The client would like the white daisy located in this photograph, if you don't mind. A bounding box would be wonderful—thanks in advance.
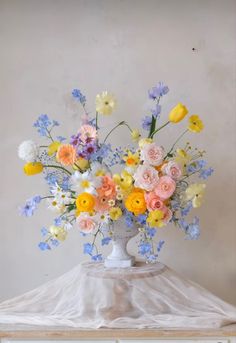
[47,198,65,214]
[50,183,72,205]
[70,170,101,195]
[90,162,111,177]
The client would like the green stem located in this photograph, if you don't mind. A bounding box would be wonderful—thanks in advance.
[150,121,170,138]
[95,112,98,130]
[103,121,126,143]
[148,96,161,138]
[43,164,72,175]
[164,129,188,159]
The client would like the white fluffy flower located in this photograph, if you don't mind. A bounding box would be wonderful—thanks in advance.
[90,162,111,177]
[18,140,39,162]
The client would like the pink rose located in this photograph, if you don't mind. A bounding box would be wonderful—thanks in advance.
[161,161,182,180]
[162,206,173,224]
[144,192,164,211]
[141,142,164,166]
[134,165,159,191]
[76,214,97,233]
[154,175,176,200]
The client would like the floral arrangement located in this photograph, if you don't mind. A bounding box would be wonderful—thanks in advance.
[18,83,213,262]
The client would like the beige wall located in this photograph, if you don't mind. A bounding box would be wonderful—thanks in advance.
[0,0,236,305]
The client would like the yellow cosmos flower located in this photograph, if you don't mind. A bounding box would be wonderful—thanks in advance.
[131,129,141,142]
[113,170,133,193]
[125,189,147,215]
[138,138,153,148]
[188,115,204,133]
[147,210,164,228]
[73,157,89,171]
[123,151,140,167]
[95,91,116,115]
[48,141,61,156]
[109,207,122,221]
[76,192,95,213]
[24,162,43,176]
[169,103,188,123]
[49,225,67,241]
[185,183,206,208]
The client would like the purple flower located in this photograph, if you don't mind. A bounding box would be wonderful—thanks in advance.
[83,142,97,157]
[148,82,169,99]
[181,201,192,216]
[142,116,152,130]
[199,167,214,180]
[70,133,81,147]
[19,195,42,217]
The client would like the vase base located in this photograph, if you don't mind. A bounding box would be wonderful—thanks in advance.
[104,256,135,268]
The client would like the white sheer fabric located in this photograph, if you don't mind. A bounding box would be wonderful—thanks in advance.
[0,262,235,329]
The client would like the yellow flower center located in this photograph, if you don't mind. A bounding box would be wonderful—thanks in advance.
[81,180,90,188]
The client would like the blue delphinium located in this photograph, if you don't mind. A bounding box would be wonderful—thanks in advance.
[178,217,200,240]
[148,82,169,100]
[187,160,207,173]
[92,254,103,261]
[157,240,165,252]
[181,201,192,217]
[136,214,147,225]
[19,195,41,217]
[139,242,152,255]
[146,227,156,238]
[72,89,86,105]
[38,242,51,251]
[101,237,111,246]
[124,210,134,228]
[142,116,152,130]
[150,104,162,119]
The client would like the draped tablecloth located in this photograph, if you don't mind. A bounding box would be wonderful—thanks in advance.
[0,262,235,329]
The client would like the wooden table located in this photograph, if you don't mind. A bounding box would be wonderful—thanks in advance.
[0,326,236,342]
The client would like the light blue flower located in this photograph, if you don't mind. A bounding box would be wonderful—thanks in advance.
[72,89,86,105]
[19,195,41,217]
[157,240,165,252]
[101,237,111,246]
[142,116,152,130]
[146,254,157,263]
[199,167,214,180]
[148,82,169,99]
[56,136,66,142]
[50,239,59,247]
[38,242,51,251]
[181,201,192,216]
[83,243,94,255]
[150,104,161,119]
[41,227,48,237]
[186,217,200,240]
[124,211,134,228]
[139,242,152,255]
[146,227,156,238]
[92,254,103,261]
[136,214,147,225]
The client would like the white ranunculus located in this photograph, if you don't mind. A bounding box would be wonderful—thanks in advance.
[18,140,39,162]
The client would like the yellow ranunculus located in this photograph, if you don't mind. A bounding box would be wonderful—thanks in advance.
[48,141,61,156]
[73,157,89,171]
[185,183,206,208]
[109,207,122,221]
[95,91,116,115]
[125,189,146,216]
[49,225,67,241]
[169,103,188,123]
[147,210,164,228]
[24,162,43,176]
[76,192,95,213]
[131,129,141,142]
[113,170,133,193]
[138,138,153,148]
[188,115,204,133]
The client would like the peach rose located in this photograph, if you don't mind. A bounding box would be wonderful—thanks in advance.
[144,192,164,211]
[162,206,173,224]
[141,142,164,166]
[154,176,176,200]
[94,192,112,212]
[161,161,182,180]
[76,214,97,233]
[97,175,116,198]
[134,165,159,191]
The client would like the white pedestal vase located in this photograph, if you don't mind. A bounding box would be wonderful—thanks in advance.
[104,217,139,268]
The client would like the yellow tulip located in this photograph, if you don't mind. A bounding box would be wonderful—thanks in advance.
[169,103,188,123]
[48,141,61,156]
[24,162,43,176]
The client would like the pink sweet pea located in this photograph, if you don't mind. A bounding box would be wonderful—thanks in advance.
[144,191,164,211]
[162,206,173,224]
[141,142,164,166]
[154,175,176,200]
[134,165,159,191]
[161,161,182,180]
[78,125,97,143]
